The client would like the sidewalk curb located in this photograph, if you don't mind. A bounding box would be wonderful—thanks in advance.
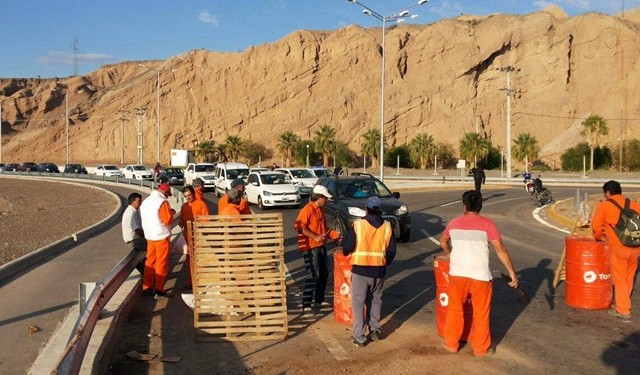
[547,198,578,229]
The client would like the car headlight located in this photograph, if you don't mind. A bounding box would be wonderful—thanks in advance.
[395,205,408,216]
[263,191,272,197]
[347,206,366,218]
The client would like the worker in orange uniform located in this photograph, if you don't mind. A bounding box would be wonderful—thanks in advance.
[341,196,396,347]
[140,183,176,298]
[294,185,341,312]
[179,185,210,291]
[439,190,518,357]
[192,178,207,201]
[220,189,244,216]
[591,180,640,320]
[217,178,251,214]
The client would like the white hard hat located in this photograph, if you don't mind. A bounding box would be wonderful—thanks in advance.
[312,185,332,199]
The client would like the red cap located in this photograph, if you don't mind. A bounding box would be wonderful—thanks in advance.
[158,183,172,196]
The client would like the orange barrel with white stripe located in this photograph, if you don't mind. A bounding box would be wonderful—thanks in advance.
[565,236,611,309]
[333,249,354,325]
[434,254,472,340]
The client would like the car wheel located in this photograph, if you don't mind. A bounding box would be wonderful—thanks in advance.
[399,229,411,243]
[258,196,265,210]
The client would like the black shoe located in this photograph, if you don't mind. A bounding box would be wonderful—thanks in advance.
[180,284,193,292]
[154,290,170,299]
[350,337,365,348]
[370,330,381,341]
[142,289,155,297]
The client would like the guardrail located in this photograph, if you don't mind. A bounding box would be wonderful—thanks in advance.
[383,174,640,186]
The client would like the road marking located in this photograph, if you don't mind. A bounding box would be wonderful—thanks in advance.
[314,326,350,361]
[420,229,440,245]
[532,207,569,234]
[440,200,461,207]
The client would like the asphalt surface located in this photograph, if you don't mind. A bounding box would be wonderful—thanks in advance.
[109,186,640,374]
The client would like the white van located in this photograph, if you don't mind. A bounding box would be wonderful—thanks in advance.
[214,162,250,197]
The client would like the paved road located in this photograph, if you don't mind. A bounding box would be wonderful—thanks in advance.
[110,186,640,374]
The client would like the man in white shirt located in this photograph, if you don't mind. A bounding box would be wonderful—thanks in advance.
[121,193,146,274]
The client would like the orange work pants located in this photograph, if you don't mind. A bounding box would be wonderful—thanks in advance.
[443,276,493,356]
[610,244,640,315]
[143,237,171,292]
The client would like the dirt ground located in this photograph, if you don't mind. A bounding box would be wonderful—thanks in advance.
[0,177,117,265]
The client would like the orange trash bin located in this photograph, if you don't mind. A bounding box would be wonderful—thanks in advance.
[565,236,612,309]
[333,249,353,325]
[433,254,472,340]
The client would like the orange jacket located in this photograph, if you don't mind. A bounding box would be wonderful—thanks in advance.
[217,194,251,215]
[592,194,640,247]
[180,199,210,244]
[294,201,339,252]
[350,219,392,266]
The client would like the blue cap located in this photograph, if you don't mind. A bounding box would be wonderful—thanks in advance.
[230,178,247,188]
[366,196,382,209]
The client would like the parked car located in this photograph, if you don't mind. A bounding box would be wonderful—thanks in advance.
[311,165,333,178]
[1,163,20,171]
[36,162,60,173]
[0,163,8,171]
[214,162,250,197]
[63,163,88,174]
[123,164,154,180]
[183,163,216,190]
[95,164,123,177]
[275,167,318,196]
[315,172,411,242]
[250,167,269,173]
[245,171,301,209]
[159,167,185,185]
[17,162,38,172]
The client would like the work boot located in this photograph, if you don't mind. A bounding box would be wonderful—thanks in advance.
[350,337,365,348]
[142,289,155,297]
[369,330,381,341]
[608,308,631,321]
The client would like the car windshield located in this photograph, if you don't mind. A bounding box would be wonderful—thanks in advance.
[195,165,215,172]
[104,165,119,170]
[290,169,315,179]
[132,165,146,171]
[260,174,289,185]
[338,180,393,199]
[165,168,182,173]
[313,169,329,177]
[228,169,250,179]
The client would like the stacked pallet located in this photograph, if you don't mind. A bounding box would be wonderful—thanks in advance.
[188,213,288,342]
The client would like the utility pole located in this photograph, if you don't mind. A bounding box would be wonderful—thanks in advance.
[118,110,130,165]
[134,107,146,165]
[0,103,2,164]
[497,66,520,179]
[71,38,79,77]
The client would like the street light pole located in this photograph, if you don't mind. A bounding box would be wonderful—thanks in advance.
[0,103,2,164]
[306,144,310,168]
[65,92,69,165]
[139,64,176,164]
[347,0,428,182]
[497,66,519,179]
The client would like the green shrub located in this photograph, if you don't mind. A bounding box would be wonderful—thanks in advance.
[561,143,612,171]
[384,145,414,168]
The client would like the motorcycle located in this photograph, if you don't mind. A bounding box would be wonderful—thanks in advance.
[524,175,553,207]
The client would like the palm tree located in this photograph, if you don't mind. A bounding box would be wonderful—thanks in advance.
[459,132,489,166]
[214,143,228,162]
[225,135,243,162]
[195,140,215,163]
[313,125,337,166]
[409,133,435,170]
[513,133,540,171]
[277,131,300,167]
[581,115,609,172]
[361,128,381,167]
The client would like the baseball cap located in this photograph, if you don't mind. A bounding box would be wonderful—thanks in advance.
[366,196,382,209]
[158,183,172,196]
[230,178,247,188]
[312,185,332,199]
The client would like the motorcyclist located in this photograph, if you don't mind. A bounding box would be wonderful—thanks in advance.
[523,171,532,183]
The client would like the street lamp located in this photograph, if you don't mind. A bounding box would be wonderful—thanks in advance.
[347,0,428,182]
[306,144,310,168]
[139,64,177,164]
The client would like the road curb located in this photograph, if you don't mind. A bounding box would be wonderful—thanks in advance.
[547,198,578,229]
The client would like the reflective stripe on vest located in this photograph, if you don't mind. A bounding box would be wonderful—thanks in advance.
[350,219,392,266]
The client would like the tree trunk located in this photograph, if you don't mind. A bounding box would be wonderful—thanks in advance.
[590,147,594,172]
[323,153,329,167]
[420,156,426,170]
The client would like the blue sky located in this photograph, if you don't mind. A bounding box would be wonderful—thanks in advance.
[0,0,636,78]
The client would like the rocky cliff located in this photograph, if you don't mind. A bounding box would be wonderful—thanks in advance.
[1,6,639,167]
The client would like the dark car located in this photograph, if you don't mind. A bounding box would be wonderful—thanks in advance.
[1,163,20,171]
[159,167,185,185]
[315,173,411,242]
[36,162,60,173]
[63,163,88,174]
[17,162,38,172]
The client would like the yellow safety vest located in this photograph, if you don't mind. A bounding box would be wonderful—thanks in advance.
[351,219,392,266]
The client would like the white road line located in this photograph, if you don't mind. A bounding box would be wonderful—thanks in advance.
[314,327,350,361]
[421,228,441,245]
[440,200,461,207]
[532,206,570,234]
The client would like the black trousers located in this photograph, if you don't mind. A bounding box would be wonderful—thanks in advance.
[302,246,329,308]
[474,179,482,193]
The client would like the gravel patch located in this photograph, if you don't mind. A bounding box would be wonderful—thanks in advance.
[0,178,118,266]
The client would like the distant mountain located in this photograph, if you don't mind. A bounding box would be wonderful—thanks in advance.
[1,6,639,167]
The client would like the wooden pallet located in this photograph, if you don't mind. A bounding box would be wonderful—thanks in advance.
[188,213,288,342]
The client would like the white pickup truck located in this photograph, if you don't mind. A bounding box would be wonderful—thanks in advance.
[183,163,216,190]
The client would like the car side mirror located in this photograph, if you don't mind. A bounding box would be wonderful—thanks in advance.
[393,192,400,199]
[251,182,259,186]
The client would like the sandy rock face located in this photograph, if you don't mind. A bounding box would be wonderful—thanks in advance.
[1,7,639,167]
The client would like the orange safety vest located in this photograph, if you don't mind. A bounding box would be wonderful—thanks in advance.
[350,219,392,266]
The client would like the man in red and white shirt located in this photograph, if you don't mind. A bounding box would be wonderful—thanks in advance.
[439,190,518,357]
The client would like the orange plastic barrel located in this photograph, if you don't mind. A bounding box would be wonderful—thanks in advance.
[433,254,472,340]
[565,236,611,309]
[333,249,353,325]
